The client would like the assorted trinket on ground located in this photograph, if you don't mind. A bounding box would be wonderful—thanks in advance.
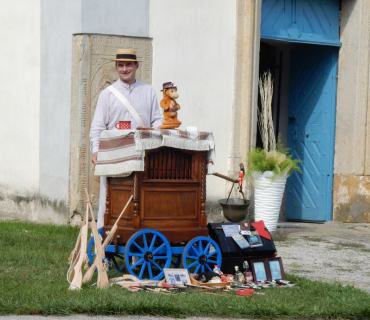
[67,191,297,295]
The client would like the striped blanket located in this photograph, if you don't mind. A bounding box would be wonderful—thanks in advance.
[95,129,216,176]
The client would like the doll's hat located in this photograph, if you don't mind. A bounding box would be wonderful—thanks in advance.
[109,49,142,62]
[161,82,177,91]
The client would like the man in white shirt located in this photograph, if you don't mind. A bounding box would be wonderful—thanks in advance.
[89,48,163,229]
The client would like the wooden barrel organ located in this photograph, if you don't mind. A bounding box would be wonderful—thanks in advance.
[103,146,209,244]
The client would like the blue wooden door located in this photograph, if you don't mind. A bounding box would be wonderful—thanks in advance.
[286,46,338,221]
[261,0,341,47]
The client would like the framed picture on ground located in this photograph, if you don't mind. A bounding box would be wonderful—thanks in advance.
[250,259,268,282]
[164,268,191,286]
[267,257,285,280]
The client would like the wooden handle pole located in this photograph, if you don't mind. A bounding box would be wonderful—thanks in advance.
[114,195,133,225]
[213,172,238,183]
[84,188,109,289]
[68,204,89,290]
[82,195,133,283]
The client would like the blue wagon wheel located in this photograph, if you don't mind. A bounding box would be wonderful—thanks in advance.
[181,237,222,274]
[87,228,104,265]
[105,252,125,273]
[124,229,172,280]
[87,233,125,273]
[87,236,97,266]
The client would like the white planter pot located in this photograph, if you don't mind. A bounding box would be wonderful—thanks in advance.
[253,171,288,232]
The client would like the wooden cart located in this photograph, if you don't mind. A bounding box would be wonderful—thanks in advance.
[88,146,222,280]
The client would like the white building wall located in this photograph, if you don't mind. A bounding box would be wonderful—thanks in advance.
[1,0,150,223]
[81,0,149,36]
[150,0,236,212]
[40,0,82,205]
[0,0,41,218]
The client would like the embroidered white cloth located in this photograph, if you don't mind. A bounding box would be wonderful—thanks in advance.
[95,129,216,176]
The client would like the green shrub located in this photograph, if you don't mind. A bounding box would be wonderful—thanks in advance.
[247,143,301,176]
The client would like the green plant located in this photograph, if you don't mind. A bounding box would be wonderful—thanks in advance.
[247,140,301,176]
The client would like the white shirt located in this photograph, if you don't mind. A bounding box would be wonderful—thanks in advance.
[89,79,163,154]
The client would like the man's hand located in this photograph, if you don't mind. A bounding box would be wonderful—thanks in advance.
[92,152,98,165]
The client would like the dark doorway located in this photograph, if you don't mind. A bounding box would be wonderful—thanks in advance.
[258,40,338,221]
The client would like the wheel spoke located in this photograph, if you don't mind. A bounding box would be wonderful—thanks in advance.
[142,234,148,251]
[204,242,211,253]
[152,242,166,255]
[187,260,198,269]
[132,258,144,269]
[132,241,144,253]
[190,245,199,256]
[201,265,205,273]
[194,264,201,274]
[148,264,154,279]
[149,235,157,251]
[198,241,203,254]
[205,264,213,272]
[151,260,164,272]
[207,259,218,264]
[206,251,218,258]
[127,253,144,258]
[185,254,198,260]
[139,261,147,279]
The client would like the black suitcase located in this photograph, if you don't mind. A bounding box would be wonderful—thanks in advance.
[207,222,277,274]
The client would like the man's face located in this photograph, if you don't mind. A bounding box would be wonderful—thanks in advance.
[116,61,139,84]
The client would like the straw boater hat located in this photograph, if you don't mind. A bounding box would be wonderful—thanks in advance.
[110,49,141,62]
[161,82,177,91]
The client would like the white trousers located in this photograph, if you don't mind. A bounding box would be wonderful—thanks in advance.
[97,176,107,230]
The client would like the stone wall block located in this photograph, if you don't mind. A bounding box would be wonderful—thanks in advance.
[333,174,370,222]
[335,0,370,175]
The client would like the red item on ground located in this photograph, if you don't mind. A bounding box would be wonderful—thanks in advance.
[252,220,272,240]
[221,274,234,282]
[235,289,254,296]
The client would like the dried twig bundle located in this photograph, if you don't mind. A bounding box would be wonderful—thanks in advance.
[258,71,276,152]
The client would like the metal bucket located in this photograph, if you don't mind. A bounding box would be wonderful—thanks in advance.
[218,198,251,223]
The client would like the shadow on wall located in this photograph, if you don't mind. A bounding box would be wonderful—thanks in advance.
[0,186,69,225]
[339,0,357,35]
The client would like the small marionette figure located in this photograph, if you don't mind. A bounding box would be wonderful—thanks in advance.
[213,264,223,276]
[159,82,181,129]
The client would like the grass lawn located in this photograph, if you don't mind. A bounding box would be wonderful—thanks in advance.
[0,221,369,319]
